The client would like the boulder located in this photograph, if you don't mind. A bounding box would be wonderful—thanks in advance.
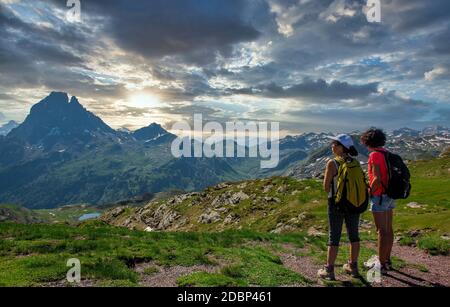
[211,191,232,208]
[307,227,325,237]
[237,182,248,189]
[263,184,273,193]
[263,196,280,203]
[198,210,221,224]
[271,223,295,234]
[214,183,230,190]
[276,185,287,193]
[224,214,240,225]
[110,206,127,218]
[406,202,423,209]
[408,229,422,237]
[157,211,180,229]
[168,194,190,205]
[230,191,250,204]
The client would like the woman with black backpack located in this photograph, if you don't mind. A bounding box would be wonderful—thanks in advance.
[360,128,396,274]
[317,134,367,280]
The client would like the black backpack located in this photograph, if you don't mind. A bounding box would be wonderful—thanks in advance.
[375,150,411,199]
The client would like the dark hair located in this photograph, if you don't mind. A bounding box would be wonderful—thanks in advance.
[360,128,386,148]
[347,146,358,157]
[332,141,358,157]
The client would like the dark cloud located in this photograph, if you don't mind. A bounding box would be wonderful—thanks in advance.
[0,3,92,60]
[0,3,92,90]
[383,0,450,32]
[434,107,450,123]
[208,61,293,89]
[141,76,218,103]
[15,39,83,66]
[58,0,262,64]
[0,93,14,101]
[284,90,433,130]
[430,28,450,55]
[263,0,391,71]
[229,79,379,99]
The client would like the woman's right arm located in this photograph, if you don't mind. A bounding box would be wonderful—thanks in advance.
[323,160,336,193]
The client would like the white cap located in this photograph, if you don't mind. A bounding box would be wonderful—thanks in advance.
[327,134,354,149]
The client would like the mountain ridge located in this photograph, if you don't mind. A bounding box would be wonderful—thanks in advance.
[0,120,19,136]
[0,92,448,208]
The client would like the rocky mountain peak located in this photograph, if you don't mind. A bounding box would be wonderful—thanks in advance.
[8,92,115,148]
[132,122,169,141]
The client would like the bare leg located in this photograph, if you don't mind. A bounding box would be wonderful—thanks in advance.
[372,211,389,264]
[386,209,394,263]
[327,246,339,266]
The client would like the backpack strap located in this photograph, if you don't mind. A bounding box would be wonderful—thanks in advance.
[331,159,339,197]
[331,158,346,197]
[333,159,339,174]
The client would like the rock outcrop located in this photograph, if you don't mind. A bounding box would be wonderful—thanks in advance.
[101,177,322,233]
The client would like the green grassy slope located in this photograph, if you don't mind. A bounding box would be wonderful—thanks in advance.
[0,204,43,224]
[103,155,450,235]
[0,222,312,287]
[0,155,448,287]
[393,155,450,233]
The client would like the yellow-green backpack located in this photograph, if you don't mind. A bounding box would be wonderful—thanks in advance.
[333,157,369,213]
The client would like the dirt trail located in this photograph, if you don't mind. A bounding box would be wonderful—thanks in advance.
[44,241,448,287]
[279,252,326,286]
[367,243,449,287]
[279,242,449,287]
[135,262,217,287]
[133,242,449,287]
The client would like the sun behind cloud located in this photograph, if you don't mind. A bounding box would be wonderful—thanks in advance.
[128,93,161,109]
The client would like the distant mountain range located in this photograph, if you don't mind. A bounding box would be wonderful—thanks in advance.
[0,120,19,136]
[0,92,448,208]
[285,126,450,179]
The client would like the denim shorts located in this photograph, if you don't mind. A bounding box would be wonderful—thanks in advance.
[370,194,395,212]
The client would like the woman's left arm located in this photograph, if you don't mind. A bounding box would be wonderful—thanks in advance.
[323,160,335,194]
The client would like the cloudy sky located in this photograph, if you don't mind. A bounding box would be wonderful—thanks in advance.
[0,0,449,134]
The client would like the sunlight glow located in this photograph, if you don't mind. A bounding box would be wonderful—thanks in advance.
[128,93,161,108]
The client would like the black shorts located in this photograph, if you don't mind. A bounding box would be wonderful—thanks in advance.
[327,198,360,246]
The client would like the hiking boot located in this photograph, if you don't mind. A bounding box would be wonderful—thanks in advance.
[386,259,393,270]
[380,263,390,275]
[343,262,360,277]
[317,265,335,280]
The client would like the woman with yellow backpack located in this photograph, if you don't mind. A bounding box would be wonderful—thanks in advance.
[317,134,369,280]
